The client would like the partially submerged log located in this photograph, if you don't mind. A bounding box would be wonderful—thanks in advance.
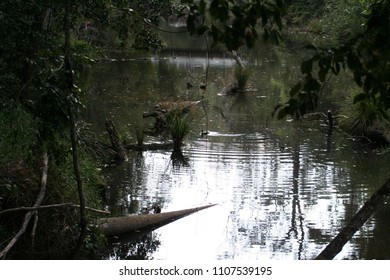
[99,204,217,236]
[124,142,173,151]
[105,119,128,161]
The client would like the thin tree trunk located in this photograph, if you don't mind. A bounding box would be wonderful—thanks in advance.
[231,50,245,69]
[64,0,87,259]
[315,177,390,260]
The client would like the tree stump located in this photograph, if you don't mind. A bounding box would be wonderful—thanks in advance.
[105,119,128,161]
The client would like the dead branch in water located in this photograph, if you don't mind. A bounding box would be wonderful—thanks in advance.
[124,142,173,151]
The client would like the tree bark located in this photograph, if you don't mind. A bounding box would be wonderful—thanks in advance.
[231,50,245,69]
[315,177,390,260]
[99,204,217,236]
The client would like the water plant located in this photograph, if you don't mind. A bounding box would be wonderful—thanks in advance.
[134,124,145,147]
[339,90,386,136]
[234,66,251,90]
[166,113,191,148]
[340,91,389,143]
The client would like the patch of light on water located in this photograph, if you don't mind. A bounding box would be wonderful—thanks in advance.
[92,55,390,260]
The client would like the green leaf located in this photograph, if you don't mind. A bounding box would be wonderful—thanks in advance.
[301,59,313,74]
[275,14,283,30]
[199,0,206,14]
[211,24,220,41]
[353,93,369,103]
[318,67,328,83]
[304,43,317,51]
[289,82,302,97]
[262,27,270,42]
[276,107,287,120]
[196,24,208,35]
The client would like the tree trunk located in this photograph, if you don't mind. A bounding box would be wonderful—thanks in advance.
[64,0,87,259]
[231,50,245,69]
[315,177,390,260]
[99,204,217,236]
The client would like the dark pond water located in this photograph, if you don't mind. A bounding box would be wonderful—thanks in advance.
[84,45,390,260]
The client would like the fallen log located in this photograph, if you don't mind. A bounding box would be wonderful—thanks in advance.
[124,142,173,151]
[99,204,217,236]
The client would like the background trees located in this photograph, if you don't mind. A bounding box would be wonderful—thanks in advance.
[1,0,388,259]
[180,0,389,125]
[179,0,389,260]
[0,0,177,259]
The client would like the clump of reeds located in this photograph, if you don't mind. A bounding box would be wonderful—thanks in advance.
[339,91,384,135]
[134,125,145,147]
[166,113,190,148]
[234,66,251,90]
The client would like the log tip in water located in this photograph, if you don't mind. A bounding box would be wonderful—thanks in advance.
[99,203,218,236]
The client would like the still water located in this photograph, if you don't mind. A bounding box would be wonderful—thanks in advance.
[85,46,390,260]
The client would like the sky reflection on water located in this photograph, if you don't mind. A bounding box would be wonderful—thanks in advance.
[87,53,390,260]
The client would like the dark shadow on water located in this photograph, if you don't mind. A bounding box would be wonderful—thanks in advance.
[107,230,161,260]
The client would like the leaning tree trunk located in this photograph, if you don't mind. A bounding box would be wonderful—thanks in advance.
[231,50,245,69]
[315,177,390,260]
[99,204,217,236]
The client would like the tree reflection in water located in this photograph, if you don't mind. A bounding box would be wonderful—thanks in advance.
[108,231,161,260]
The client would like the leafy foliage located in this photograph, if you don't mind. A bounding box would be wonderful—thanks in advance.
[274,0,390,119]
[110,0,177,51]
[181,0,286,50]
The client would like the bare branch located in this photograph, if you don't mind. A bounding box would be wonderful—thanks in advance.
[0,153,48,259]
[0,203,110,216]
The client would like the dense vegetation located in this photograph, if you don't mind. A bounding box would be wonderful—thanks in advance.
[0,0,176,259]
[0,0,388,259]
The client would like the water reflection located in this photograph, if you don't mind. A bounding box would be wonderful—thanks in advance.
[108,231,161,260]
[85,49,390,260]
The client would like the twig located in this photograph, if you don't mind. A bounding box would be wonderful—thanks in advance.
[0,203,111,216]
